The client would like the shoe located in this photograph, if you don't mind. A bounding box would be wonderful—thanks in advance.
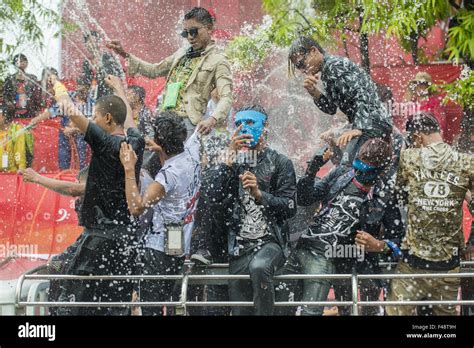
[190,249,213,265]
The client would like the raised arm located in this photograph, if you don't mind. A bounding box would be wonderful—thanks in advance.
[107,40,174,79]
[103,74,136,129]
[56,79,89,134]
[120,142,165,216]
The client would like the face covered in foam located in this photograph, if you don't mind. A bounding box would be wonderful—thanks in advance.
[352,158,386,186]
[234,110,267,148]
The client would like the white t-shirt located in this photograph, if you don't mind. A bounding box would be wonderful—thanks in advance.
[144,132,201,254]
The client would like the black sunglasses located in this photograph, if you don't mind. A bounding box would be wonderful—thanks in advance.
[180,26,204,38]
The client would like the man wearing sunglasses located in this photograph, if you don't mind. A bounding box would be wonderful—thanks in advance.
[107,7,232,137]
[288,36,392,168]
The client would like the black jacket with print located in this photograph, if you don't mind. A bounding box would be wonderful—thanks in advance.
[314,54,392,137]
[211,148,297,258]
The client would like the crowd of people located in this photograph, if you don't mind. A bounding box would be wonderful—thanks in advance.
[0,6,473,316]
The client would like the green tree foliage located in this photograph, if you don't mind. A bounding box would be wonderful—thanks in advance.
[0,0,60,79]
[226,0,473,107]
[442,67,473,110]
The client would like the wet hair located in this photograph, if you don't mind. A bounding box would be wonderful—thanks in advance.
[184,7,215,26]
[128,85,146,104]
[288,36,325,76]
[95,95,127,126]
[83,30,99,43]
[357,138,392,169]
[12,54,28,65]
[235,104,269,121]
[406,111,440,136]
[153,111,187,156]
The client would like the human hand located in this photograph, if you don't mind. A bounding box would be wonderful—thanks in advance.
[355,230,385,252]
[145,138,162,153]
[336,129,362,148]
[240,171,262,201]
[120,142,138,172]
[19,168,41,184]
[106,40,128,58]
[197,117,216,135]
[104,74,124,93]
[63,126,78,137]
[303,74,321,99]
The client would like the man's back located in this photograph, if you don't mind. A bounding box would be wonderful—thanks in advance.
[399,142,474,261]
[145,132,201,254]
[80,123,145,230]
[320,54,392,135]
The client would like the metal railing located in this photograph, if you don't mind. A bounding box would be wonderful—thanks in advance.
[11,261,474,315]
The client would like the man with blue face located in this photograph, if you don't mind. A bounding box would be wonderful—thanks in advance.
[234,109,267,148]
[276,138,404,316]
[210,105,297,316]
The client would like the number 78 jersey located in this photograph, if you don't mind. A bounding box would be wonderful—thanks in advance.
[396,142,474,262]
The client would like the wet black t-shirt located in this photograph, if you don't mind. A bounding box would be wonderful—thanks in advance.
[302,181,368,252]
[80,122,145,229]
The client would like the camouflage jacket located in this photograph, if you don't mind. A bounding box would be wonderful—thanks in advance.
[397,142,474,262]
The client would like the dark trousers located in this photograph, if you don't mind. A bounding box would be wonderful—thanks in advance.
[332,259,382,316]
[332,279,381,315]
[137,248,184,316]
[56,230,137,315]
[228,242,284,316]
[48,232,85,315]
[274,246,335,316]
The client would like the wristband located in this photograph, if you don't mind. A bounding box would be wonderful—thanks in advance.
[384,240,402,258]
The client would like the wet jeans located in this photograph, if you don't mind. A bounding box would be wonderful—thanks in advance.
[137,247,185,316]
[228,242,284,316]
[56,229,137,316]
[276,246,335,316]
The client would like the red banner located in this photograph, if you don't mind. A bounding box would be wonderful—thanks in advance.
[0,172,83,259]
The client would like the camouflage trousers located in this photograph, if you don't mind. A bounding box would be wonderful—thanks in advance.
[386,261,460,316]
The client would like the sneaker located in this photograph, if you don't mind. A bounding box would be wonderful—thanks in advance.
[190,249,213,265]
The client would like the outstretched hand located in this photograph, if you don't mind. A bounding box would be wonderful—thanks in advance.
[197,117,216,135]
[106,40,128,58]
[19,168,41,184]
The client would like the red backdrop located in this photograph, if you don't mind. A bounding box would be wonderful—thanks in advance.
[1,2,470,269]
[0,172,83,261]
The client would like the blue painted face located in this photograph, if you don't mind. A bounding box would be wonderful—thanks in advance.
[352,158,382,185]
[234,110,267,148]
